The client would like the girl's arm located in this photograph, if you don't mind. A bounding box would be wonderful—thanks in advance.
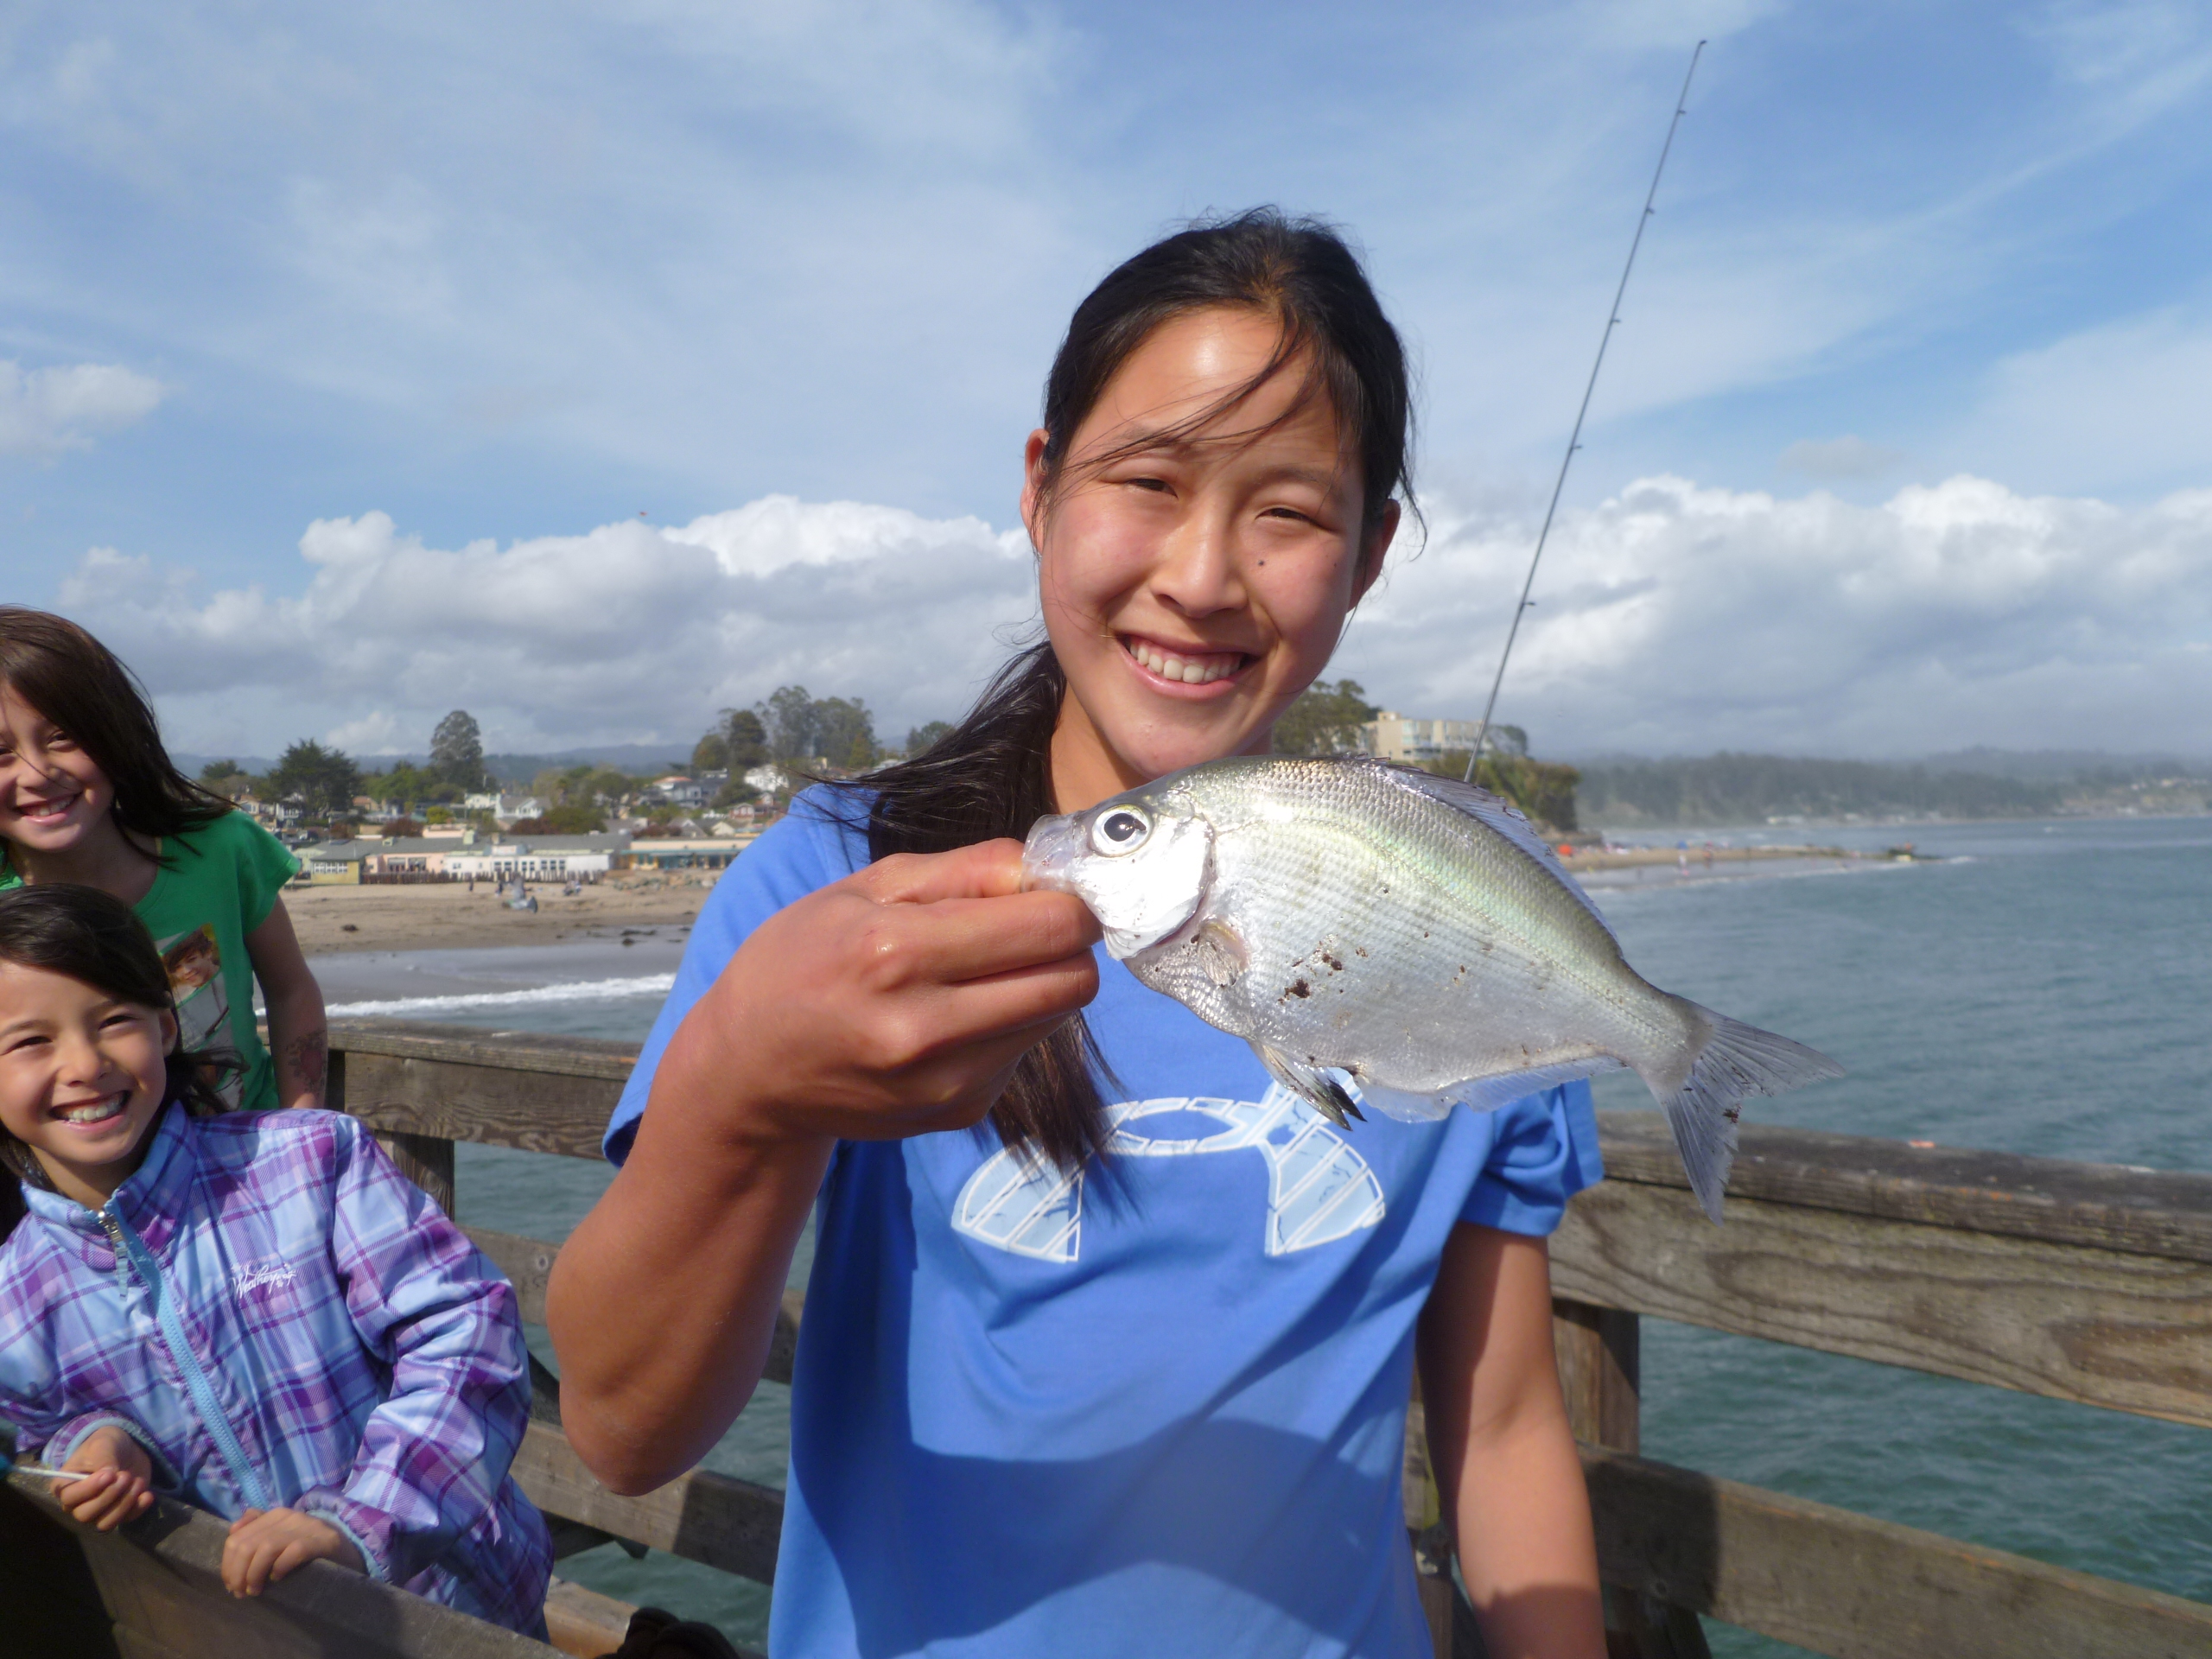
[247,898,327,1109]
[293,1121,535,1589]
[1416,1224,1607,1659]
[547,840,1101,1494]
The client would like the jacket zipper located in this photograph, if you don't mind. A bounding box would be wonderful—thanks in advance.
[98,1205,274,1512]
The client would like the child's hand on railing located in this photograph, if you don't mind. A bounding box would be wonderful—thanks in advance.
[58,1426,155,1531]
[221,1506,365,1597]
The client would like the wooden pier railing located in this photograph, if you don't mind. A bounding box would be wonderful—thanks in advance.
[53,1019,2209,1659]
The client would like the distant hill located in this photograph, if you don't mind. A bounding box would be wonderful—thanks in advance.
[1575,751,2212,827]
[1914,747,2212,783]
[172,747,692,784]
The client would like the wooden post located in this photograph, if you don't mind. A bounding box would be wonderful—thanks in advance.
[376,1132,457,1216]
[1554,1299,1710,1659]
[343,1027,461,1217]
[1406,1385,1488,1659]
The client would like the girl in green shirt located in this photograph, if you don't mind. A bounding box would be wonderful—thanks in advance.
[0,608,324,1116]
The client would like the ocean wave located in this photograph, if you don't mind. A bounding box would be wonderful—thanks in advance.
[325,974,677,1019]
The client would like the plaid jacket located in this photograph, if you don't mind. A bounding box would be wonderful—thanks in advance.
[0,1103,550,1633]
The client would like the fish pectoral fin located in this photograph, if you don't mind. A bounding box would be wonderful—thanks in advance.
[1191,920,1249,988]
[1255,1044,1365,1128]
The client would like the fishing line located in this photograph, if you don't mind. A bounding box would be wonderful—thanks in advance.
[1466,39,1705,782]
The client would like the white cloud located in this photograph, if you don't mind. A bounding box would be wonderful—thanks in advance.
[0,360,167,457]
[52,476,2212,763]
[60,496,1039,754]
[1339,473,2212,756]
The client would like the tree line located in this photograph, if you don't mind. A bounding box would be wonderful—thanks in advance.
[1574,753,2070,826]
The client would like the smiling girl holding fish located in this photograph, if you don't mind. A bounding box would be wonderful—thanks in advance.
[550,212,1610,1658]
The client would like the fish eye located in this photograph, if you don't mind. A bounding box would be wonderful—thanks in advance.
[1090,808,1152,855]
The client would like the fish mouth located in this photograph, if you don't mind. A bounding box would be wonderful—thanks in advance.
[1019,813,1089,897]
[1116,633,1251,690]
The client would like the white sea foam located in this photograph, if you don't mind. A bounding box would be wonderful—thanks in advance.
[325,974,677,1019]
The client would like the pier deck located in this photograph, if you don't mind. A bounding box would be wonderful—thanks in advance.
[7,1018,2209,1658]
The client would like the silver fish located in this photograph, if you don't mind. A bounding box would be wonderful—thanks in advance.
[1022,755,1842,1221]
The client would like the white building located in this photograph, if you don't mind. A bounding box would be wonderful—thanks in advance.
[1357,713,1525,764]
[442,834,626,882]
[462,792,547,826]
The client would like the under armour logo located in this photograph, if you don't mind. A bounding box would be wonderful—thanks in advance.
[952,1087,1386,1263]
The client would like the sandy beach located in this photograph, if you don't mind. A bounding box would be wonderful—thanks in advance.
[283,874,712,956]
[1560,842,1873,889]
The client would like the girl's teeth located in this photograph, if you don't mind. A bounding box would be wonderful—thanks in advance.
[1129,641,1237,683]
[59,1096,126,1126]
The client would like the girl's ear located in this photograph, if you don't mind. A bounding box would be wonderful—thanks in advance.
[1019,429,1052,550]
[1351,499,1401,607]
[160,1009,179,1053]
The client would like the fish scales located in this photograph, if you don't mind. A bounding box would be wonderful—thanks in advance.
[1022,755,1844,1222]
[1146,761,1647,1092]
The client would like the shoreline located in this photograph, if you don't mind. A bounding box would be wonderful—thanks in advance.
[290,840,1885,976]
[283,876,711,957]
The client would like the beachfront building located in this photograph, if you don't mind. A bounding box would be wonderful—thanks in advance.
[295,841,375,885]
[358,836,473,878]
[627,836,749,871]
[1357,712,1527,763]
[442,833,629,884]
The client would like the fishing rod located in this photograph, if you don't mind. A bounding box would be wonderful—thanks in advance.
[1465,39,1705,783]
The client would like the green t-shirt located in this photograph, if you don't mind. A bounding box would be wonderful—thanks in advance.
[0,812,302,1111]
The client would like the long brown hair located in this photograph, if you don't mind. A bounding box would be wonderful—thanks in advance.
[0,608,230,861]
[836,208,1416,1173]
[0,887,234,1205]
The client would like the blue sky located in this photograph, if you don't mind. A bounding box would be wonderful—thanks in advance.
[6,1,2211,760]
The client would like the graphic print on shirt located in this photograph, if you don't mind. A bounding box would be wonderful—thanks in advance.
[160,924,242,1109]
[953,1085,1386,1263]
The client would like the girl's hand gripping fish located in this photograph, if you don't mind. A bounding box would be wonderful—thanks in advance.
[1023,755,1843,1222]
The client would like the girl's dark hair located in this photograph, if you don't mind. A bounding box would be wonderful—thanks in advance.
[839,207,1415,1172]
[0,885,232,1199]
[0,608,230,855]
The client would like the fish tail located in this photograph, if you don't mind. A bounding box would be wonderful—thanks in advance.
[1648,1005,1845,1224]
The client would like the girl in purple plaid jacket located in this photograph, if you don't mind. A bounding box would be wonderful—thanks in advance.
[0,884,551,1633]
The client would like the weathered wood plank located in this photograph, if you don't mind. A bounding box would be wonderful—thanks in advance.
[512,1420,784,1586]
[332,1020,640,1081]
[375,1130,456,1215]
[543,1577,635,1659]
[1551,1178,2212,1427]
[1551,1300,1712,1659]
[467,1227,560,1325]
[1581,1442,2212,1659]
[1552,1299,1642,1454]
[1598,1110,2212,1265]
[340,1049,620,1159]
[3,1469,558,1657]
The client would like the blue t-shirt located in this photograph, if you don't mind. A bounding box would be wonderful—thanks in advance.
[606,791,1602,1659]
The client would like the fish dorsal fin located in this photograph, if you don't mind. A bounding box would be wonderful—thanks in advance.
[1363,760,1618,944]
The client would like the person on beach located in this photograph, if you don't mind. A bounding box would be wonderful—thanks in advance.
[0,884,552,1630]
[549,211,1608,1658]
[0,609,327,1113]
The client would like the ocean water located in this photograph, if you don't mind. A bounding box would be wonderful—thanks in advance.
[344,815,2212,1654]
